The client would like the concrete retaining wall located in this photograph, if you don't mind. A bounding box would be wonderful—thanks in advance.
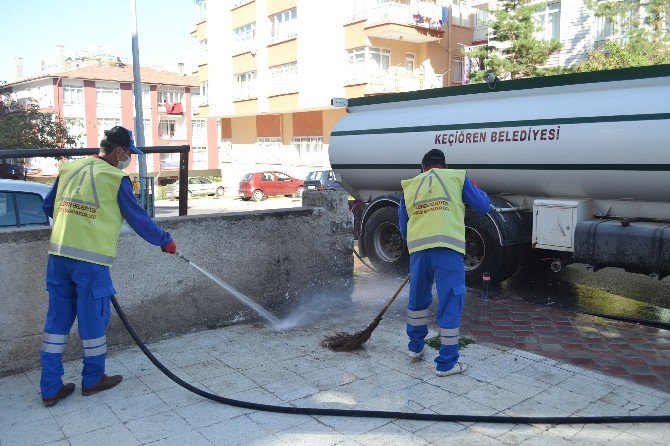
[0,191,353,376]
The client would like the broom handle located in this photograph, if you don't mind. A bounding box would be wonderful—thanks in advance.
[378,274,411,316]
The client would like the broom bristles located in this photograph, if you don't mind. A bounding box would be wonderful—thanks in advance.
[321,315,383,352]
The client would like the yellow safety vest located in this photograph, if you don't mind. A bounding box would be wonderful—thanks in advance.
[401,168,466,254]
[48,157,126,266]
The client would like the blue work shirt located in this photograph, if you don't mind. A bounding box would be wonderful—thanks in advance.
[43,174,172,248]
[398,175,490,245]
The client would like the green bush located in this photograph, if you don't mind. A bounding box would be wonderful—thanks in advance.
[209,176,222,182]
[156,185,168,200]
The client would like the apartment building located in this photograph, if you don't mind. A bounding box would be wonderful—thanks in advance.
[3,64,219,183]
[472,0,668,69]
[193,0,489,192]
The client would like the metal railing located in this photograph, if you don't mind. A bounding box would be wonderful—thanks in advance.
[0,145,191,216]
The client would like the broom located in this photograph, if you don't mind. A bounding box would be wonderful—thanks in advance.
[321,274,410,352]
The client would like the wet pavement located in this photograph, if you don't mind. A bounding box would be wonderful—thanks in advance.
[461,294,670,390]
[2,259,670,445]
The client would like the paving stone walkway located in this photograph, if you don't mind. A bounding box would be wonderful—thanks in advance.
[2,308,669,446]
[461,295,670,390]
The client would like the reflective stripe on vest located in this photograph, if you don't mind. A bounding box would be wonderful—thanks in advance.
[401,169,466,254]
[49,158,126,266]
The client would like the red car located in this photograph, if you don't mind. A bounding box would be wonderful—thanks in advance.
[238,171,305,202]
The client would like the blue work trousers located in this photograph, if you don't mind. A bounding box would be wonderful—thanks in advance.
[406,248,466,372]
[40,255,116,398]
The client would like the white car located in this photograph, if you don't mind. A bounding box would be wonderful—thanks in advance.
[0,179,52,229]
[168,177,226,198]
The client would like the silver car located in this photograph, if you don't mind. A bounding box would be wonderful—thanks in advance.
[168,177,226,198]
[0,179,52,229]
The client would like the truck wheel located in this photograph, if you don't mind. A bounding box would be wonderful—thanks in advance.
[363,206,408,273]
[465,210,521,285]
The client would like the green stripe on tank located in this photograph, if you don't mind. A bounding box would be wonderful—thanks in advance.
[331,164,670,171]
[331,113,670,137]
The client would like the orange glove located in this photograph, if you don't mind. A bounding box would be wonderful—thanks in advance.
[471,178,479,188]
[161,240,176,254]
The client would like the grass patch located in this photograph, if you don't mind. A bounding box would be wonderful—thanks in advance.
[427,335,476,350]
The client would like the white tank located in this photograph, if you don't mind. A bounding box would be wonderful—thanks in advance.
[329,66,670,203]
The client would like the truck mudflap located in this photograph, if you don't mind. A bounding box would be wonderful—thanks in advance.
[574,220,670,279]
[487,196,532,246]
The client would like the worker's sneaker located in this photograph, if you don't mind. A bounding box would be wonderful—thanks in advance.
[407,347,425,359]
[435,362,467,377]
[42,383,75,407]
[82,374,123,396]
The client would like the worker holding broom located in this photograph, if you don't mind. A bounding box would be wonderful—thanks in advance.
[39,126,177,406]
[399,149,489,376]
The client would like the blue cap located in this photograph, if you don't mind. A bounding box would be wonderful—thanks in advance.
[104,126,144,155]
[127,130,143,155]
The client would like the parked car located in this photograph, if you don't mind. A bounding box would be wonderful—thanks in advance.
[0,163,26,180]
[238,171,304,202]
[304,170,346,192]
[0,179,51,230]
[168,176,226,198]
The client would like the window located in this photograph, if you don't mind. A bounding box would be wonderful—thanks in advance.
[192,119,207,138]
[200,81,208,105]
[0,192,17,228]
[219,139,233,164]
[347,47,390,82]
[97,118,121,142]
[192,146,208,169]
[64,117,86,147]
[535,1,561,42]
[63,84,83,105]
[451,58,463,83]
[143,119,153,144]
[0,192,48,228]
[96,86,120,106]
[593,3,640,48]
[270,62,298,79]
[234,71,257,100]
[195,0,206,22]
[292,137,324,162]
[275,172,290,181]
[405,53,415,72]
[233,22,256,54]
[157,88,184,105]
[159,152,180,170]
[269,62,298,94]
[159,119,176,139]
[199,39,208,64]
[270,7,297,43]
[256,138,281,163]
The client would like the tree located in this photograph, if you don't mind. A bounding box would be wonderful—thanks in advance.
[578,0,670,71]
[466,0,562,82]
[0,91,75,150]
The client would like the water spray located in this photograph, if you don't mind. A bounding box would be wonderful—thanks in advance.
[176,251,282,328]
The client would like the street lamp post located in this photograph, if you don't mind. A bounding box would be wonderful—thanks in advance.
[130,0,148,210]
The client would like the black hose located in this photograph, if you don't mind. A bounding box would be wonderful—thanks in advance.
[111,296,670,424]
[351,248,378,273]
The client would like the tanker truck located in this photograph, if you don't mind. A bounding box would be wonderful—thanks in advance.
[329,65,670,284]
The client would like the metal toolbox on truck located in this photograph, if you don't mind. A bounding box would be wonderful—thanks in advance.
[532,199,593,251]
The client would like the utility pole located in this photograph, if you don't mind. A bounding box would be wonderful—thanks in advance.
[130,0,148,210]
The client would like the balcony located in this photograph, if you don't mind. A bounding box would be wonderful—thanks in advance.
[268,77,299,97]
[358,1,444,43]
[232,28,257,55]
[234,83,257,101]
[350,67,444,95]
[473,25,488,43]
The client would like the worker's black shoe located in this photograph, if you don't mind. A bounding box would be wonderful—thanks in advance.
[42,383,75,407]
[81,374,123,396]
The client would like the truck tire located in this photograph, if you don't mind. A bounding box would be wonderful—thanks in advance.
[464,210,522,285]
[363,206,409,273]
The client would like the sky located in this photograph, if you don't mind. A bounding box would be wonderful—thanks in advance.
[0,0,198,83]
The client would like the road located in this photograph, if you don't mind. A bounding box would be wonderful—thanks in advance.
[154,195,302,218]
